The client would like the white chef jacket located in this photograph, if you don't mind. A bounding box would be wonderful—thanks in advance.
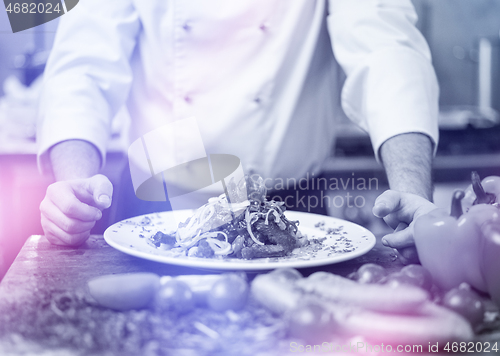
[37,0,439,182]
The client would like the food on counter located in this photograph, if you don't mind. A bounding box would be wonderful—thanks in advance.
[157,273,249,313]
[352,264,486,328]
[155,280,195,314]
[250,269,304,315]
[88,273,249,313]
[338,302,473,345]
[252,266,429,315]
[414,172,500,306]
[148,175,306,260]
[87,273,160,311]
[251,268,474,344]
[207,274,249,312]
[462,172,500,209]
[9,284,286,356]
[297,271,429,313]
[287,301,335,343]
[14,266,488,355]
[379,265,433,291]
[164,274,223,305]
[381,272,423,289]
[351,263,387,284]
[480,219,500,307]
[399,264,434,291]
[442,283,485,326]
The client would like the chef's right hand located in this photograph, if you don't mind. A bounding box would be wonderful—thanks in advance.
[372,190,437,264]
[40,174,113,246]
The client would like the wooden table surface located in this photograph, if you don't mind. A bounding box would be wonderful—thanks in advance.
[0,234,402,301]
[0,235,498,356]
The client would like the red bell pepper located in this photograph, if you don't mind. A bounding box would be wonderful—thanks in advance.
[462,171,500,211]
[480,215,500,306]
[414,173,500,305]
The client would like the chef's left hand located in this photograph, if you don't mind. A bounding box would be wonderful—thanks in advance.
[372,190,437,264]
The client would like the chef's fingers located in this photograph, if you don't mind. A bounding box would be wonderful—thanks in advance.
[381,222,414,249]
[44,230,66,246]
[41,200,96,234]
[382,215,404,230]
[394,247,420,265]
[83,174,113,210]
[45,183,102,222]
[372,190,402,218]
[41,215,91,246]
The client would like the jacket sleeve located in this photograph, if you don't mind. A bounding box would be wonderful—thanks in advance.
[37,0,140,173]
[327,0,439,161]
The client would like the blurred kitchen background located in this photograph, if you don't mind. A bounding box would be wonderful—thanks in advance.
[0,0,500,277]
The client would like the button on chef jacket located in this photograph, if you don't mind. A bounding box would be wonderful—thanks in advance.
[37,0,439,184]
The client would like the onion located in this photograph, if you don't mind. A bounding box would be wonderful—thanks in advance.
[245,209,264,246]
[205,238,232,255]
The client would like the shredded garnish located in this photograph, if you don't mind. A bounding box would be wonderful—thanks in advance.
[246,209,264,246]
[149,175,304,259]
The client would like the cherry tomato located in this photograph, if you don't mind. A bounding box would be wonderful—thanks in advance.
[443,283,485,326]
[355,263,387,284]
[207,273,249,312]
[269,268,303,284]
[155,280,195,314]
[400,264,433,291]
[382,272,419,288]
[287,302,335,343]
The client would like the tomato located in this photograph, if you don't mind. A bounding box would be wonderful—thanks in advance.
[382,272,420,288]
[442,283,485,326]
[287,302,335,343]
[155,280,195,314]
[207,273,249,312]
[355,263,386,284]
[269,268,303,284]
[400,264,433,291]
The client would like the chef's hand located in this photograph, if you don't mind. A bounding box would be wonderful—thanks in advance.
[372,190,437,264]
[40,174,113,246]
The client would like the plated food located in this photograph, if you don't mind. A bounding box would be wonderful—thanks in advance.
[148,191,306,260]
[103,210,375,270]
[104,175,376,270]
[147,175,306,260]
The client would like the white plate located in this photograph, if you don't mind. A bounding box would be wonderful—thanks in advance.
[103,210,376,271]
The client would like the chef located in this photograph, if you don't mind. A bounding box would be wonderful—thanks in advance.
[37,0,439,257]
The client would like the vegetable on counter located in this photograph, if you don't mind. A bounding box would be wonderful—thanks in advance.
[87,265,478,346]
[462,172,500,210]
[442,283,485,327]
[287,301,336,344]
[383,264,434,291]
[251,267,473,344]
[296,271,429,314]
[87,272,249,313]
[251,268,304,315]
[87,273,160,311]
[414,172,500,306]
[155,279,195,314]
[480,217,500,306]
[351,263,387,284]
[207,274,249,312]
